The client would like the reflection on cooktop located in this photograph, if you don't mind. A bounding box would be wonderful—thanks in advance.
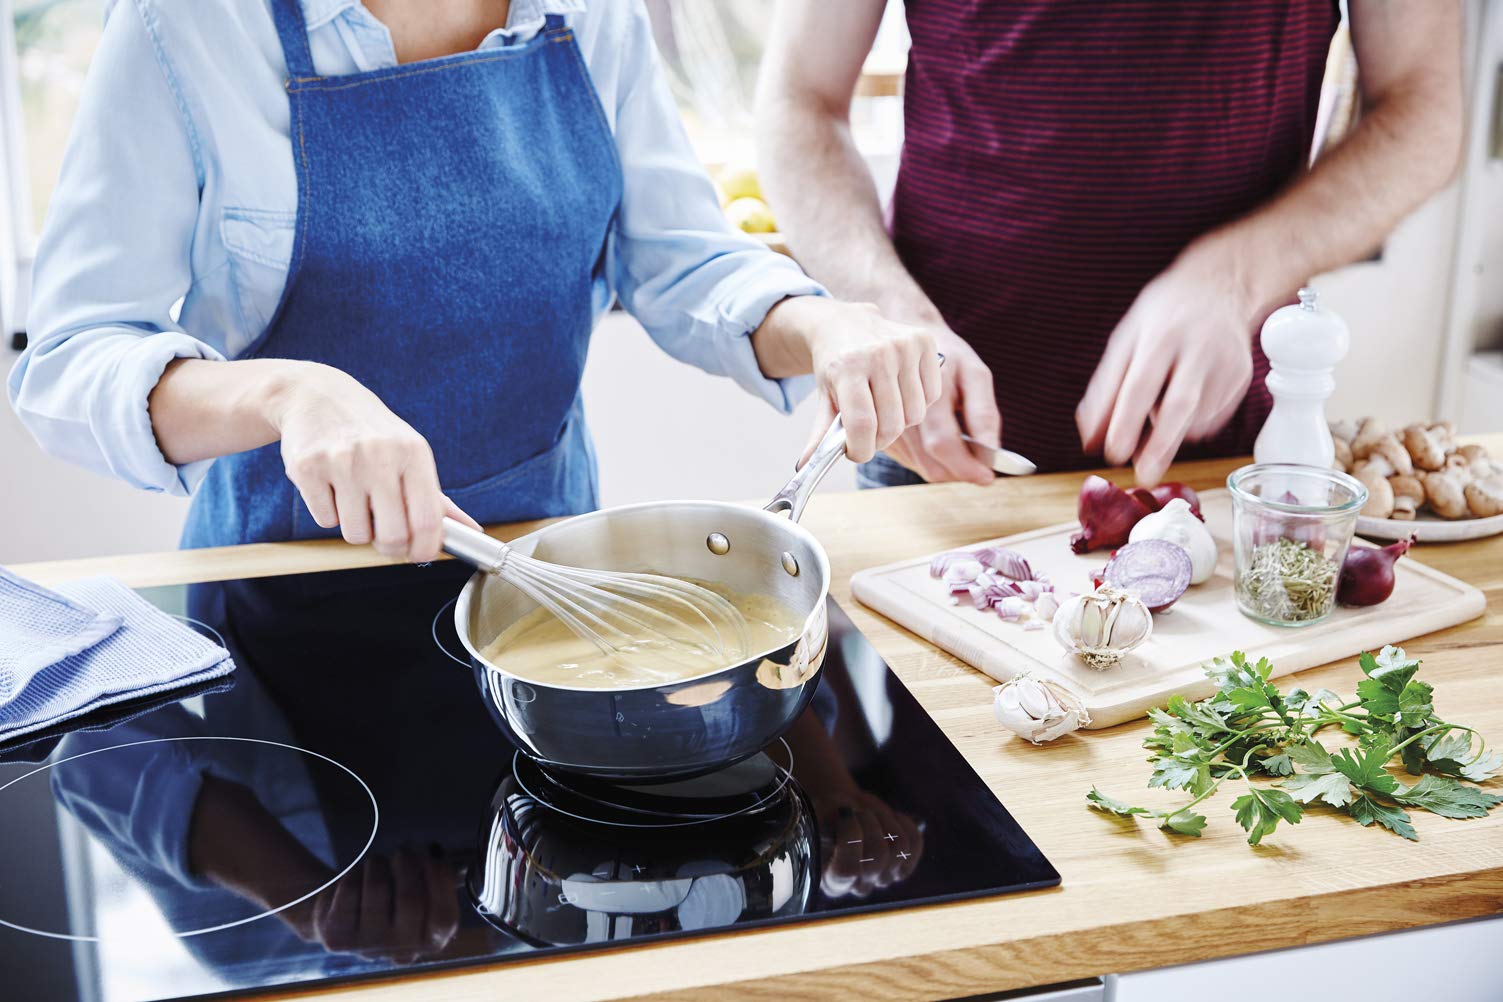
[0,561,1057,1002]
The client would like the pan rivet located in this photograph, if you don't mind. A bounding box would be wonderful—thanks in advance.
[781,551,800,576]
[706,532,731,555]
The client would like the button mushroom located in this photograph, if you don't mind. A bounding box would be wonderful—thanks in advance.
[1464,475,1503,518]
[1388,474,1426,521]
[1402,422,1449,471]
[1353,461,1395,518]
[1423,469,1471,520]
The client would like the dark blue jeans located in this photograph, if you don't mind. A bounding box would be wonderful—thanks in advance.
[856,453,927,490]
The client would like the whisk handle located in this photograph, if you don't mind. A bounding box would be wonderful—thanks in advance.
[442,518,510,574]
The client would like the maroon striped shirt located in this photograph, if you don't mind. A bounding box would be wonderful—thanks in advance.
[890,0,1340,471]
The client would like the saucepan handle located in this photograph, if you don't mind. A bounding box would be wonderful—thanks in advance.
[442,518,510,574]
[765,416,848,523]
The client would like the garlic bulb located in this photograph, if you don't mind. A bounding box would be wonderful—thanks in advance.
[994,675,1091,744]
[1127,498,1217,584]
[1052,584,1153,670]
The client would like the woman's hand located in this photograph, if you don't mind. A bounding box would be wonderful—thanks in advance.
[1076,237,1259,487]
[269,363,479,561]
[880,329,1000,485]
[752,297,942,464]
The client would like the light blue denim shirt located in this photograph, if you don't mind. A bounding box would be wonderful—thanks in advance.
[9,0,820,495]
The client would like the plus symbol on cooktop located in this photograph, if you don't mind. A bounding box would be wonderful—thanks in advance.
[631,864,645,874]
[897,850,911,860]
[882,832,899,841]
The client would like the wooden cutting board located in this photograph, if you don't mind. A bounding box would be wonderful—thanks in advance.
[850,489,1486,728]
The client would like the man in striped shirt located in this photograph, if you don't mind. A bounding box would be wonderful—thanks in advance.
[757,1,1462,487]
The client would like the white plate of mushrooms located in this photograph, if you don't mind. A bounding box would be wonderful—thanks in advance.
[1332,418,1503,542]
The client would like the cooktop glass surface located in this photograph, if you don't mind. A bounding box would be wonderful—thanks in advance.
[0,562,1058,1002]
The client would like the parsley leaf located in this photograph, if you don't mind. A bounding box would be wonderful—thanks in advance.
[1087,787,1149,816]
[1287,738,1335,774]
[1332,743,1400,795]
[1425,730,1503,783]
[1231,788,1303,845]
[1391,775,1503,819]
[1149,755,1213,795]
[1259,751,1294,777]
[1159,810,1207,837]
[1282,771,1354,808]
[1397,681,1435,729]
[1347,794,1417,840]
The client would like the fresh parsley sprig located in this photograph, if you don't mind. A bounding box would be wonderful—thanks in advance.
[1087,647,1501,844]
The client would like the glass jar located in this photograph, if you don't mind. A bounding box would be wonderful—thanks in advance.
[1226,464,1368,627]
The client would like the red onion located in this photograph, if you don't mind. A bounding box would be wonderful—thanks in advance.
[1070,476,1155,554]
[975,546,1034,581]
[1337,536,1413,607]
[1149,483,1203,521]
[1103,539,1193,612]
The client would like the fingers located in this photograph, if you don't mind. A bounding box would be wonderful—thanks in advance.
[920,405,994,486]
[442,496,483,532]
[401,456,445,563]
[359,855,394,950]
[296,480,338,530]
[869,370,907,453]
[332,480,373,547]
[897,355,930,431]
[388,849,427,954]
[317,870,362,953]
[954,355,1001,448]
[918,349,943,408]
[1077,316,1138,454]
[1132,367,1200,487]
[834,377,880,463]
[798,391,837,469]
[1186,353,1253,442]
[368,479,409,560]
[1102,338,1173,466]
[422,857,461,952]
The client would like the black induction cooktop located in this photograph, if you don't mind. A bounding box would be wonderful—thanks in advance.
[0,561,1058,1002]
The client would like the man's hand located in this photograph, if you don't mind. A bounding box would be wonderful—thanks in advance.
[882,330,1000,485]
[1076,237,1256,487]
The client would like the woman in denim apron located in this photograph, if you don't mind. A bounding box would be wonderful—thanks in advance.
[13,0,942,560]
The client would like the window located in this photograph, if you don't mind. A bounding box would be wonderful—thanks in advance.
[3,0,104,340]
[642,0,910,166]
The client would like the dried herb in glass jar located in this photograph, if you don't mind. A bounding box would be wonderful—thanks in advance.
[1236,536,1339,624]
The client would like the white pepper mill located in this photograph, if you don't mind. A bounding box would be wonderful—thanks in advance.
[1253,287,1350,468]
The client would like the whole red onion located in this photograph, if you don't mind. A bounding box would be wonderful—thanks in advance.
[1070,477,1202,554]
[1070,476,1155,554]
[1336,536,1413,607]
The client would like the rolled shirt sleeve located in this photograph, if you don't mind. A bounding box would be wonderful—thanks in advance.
[604,3,823,413]
[7,1,223,496]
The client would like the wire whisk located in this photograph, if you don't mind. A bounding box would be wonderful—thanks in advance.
[442,519,750,665]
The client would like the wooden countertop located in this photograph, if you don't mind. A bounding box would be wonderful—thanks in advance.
[15,442,1503,1001]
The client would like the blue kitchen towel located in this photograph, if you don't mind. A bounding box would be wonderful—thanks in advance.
[0,574,235,743]
[0,567,124,706]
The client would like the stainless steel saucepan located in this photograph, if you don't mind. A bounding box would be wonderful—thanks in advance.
[444,419,852,783]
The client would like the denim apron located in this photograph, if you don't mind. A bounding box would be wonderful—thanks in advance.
[181,1,621,547]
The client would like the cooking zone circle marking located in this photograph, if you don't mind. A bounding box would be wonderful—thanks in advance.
[432,597,469,666]
[0,736,379,942]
